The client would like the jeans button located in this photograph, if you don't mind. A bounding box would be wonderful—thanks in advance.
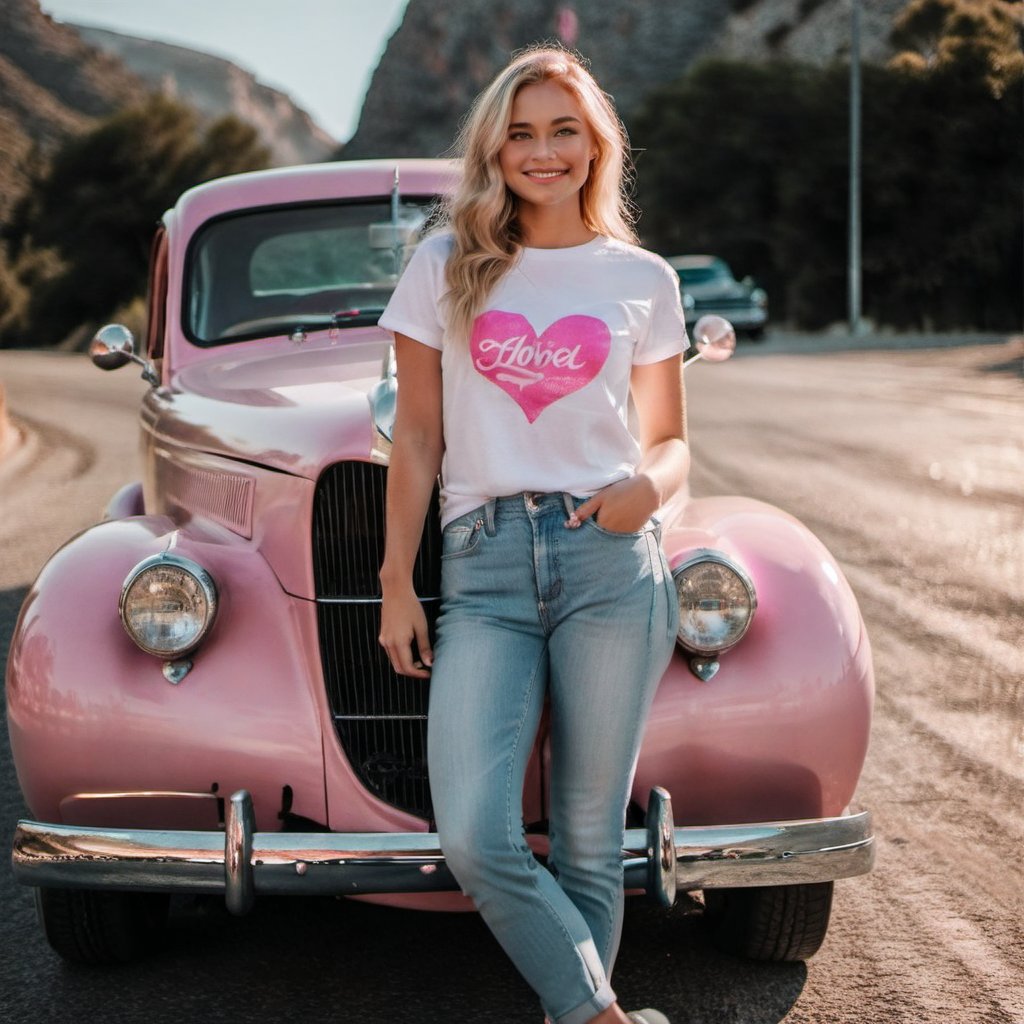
[525,492,539,511]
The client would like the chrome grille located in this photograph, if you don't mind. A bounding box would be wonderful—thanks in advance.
[312,462,441,820]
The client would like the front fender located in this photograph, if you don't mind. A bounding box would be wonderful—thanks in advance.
[5,515,328,831]
[103,481,144,520]
[635,496,874,824]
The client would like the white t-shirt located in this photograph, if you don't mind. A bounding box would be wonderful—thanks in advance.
[378,232,689,526]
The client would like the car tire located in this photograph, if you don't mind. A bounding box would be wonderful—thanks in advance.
[702,882,833,962]
[35,887,170,965]
[747,327,766,341]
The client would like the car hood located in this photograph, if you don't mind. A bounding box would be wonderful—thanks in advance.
[145,337,389,479]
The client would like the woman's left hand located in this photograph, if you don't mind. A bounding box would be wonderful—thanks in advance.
[570,474,659,534]
[571,354,690,534]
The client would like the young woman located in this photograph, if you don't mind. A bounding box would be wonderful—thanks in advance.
[378,46,689,1024]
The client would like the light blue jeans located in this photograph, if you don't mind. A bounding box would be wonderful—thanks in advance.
[428,491,678,1024]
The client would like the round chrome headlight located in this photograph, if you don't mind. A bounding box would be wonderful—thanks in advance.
[119,553,218,657]
[672,551,756,655]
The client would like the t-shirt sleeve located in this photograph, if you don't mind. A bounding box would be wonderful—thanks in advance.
[633,258,690,365]
[377,234,450,350]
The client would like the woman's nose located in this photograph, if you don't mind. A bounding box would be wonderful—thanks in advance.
[533,136,556,159]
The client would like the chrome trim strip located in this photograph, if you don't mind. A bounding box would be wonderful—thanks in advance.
[333,714,428,721]
[12,795,873,911]
[63,790,219,803]
[315,596,442,605]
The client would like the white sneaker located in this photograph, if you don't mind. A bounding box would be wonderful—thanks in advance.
[628,1012,671,1024]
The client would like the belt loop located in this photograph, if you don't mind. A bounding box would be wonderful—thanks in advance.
[561,492,576,519]
[483,498,497,536]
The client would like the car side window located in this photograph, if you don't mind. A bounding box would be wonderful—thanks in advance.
[145,226,169,361]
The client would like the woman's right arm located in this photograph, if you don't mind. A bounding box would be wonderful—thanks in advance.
[378,332,444,679]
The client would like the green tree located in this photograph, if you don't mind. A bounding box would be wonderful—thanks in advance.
[630,5,1022,331]
[861,54,1022,329]
[865,0,1023,327]
[2,94,269,347]
[0,244,28,339]
[890,0,1024,97]
[631,59,849,327]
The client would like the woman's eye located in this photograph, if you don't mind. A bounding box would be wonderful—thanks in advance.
[556,127,577,136]
[509,132,531,141]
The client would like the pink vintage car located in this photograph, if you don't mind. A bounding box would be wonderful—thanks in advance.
[7,159,874,966]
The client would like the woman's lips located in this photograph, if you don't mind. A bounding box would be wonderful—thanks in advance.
[525,169,569,179]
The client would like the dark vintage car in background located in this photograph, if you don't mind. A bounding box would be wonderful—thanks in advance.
[668,255,769,340]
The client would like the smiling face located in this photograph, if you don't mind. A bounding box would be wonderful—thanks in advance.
[497,79,598,221]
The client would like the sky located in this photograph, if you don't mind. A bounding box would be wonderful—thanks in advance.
[40,0,412,142]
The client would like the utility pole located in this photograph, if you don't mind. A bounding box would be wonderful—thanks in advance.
[849,0,863,335]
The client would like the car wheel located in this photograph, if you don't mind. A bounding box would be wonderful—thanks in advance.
[35,887,170,965]
[702,882,833,961]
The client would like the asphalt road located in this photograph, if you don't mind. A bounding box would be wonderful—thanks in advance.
[1,336,1022,1024]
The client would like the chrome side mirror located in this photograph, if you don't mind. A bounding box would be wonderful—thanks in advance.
[90,323,135,369]
[90,324,159,385]
[687,315,736,366]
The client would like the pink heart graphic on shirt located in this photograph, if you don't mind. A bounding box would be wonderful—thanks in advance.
[470,310,611,423]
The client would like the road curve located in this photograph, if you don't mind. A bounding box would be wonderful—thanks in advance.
[1,340,1021,1024]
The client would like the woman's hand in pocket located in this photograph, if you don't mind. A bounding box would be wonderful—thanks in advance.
[570,475,658,534]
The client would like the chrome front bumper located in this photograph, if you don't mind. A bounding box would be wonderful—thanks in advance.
[12,788,874,915]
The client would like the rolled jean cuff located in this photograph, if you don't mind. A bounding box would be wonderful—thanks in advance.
[552,980,617,1024]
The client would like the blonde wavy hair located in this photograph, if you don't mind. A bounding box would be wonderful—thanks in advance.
[438,46,638,344]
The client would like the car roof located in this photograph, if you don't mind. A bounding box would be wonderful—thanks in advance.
[169,158,461,239]
[666,255,724,270]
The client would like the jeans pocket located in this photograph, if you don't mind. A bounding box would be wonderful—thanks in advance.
[441,512,485,560]
[584,514,657,539]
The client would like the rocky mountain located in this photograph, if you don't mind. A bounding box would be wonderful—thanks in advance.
[345,0,911,159]
[73,26,337,169]
[716,0,910,63]
[0,0,337,221]
[0,0,144,216]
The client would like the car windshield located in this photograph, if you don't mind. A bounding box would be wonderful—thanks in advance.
[185,198,435,345]
[676,261,731,286]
